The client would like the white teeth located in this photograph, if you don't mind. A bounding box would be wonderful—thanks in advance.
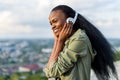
[54,29,58,32]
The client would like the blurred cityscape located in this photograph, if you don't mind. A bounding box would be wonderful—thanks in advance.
[0,38,120,77]
[0,39,54,76]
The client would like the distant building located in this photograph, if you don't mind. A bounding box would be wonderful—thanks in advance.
[18,64,41,74]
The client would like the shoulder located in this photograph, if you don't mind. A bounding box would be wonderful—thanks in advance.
[64,29,89,56]
[65,28,89,47]
[70,29,88,41]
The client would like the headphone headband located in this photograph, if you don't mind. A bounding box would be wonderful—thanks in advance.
[73,12,78,24]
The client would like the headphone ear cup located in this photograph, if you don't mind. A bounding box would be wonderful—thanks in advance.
[66,17,74,24]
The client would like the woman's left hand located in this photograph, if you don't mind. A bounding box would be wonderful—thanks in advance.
[58,22,73,42]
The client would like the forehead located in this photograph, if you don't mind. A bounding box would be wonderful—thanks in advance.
[49,10,66,20]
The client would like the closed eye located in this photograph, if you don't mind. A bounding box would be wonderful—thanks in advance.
[53,18,57,23]
[49,19,57,26]
[50,18,58,25]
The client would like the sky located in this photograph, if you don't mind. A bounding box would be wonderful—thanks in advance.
[0,0,120,39]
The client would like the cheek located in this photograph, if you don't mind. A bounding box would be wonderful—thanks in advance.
[58,22,65,29]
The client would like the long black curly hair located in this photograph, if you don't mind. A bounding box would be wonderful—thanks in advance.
[51,5,118,80]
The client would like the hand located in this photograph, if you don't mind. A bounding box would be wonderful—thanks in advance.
[53,31,58,41]
[58,22,73,42]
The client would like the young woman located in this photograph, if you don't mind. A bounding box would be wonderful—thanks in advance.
[43,5,118,80]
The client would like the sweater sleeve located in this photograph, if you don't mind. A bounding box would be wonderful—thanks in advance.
[43,38,88,78]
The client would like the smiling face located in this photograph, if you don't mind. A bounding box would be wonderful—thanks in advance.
[49,10,67,38]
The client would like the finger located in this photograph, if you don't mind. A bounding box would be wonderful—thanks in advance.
[59,23,67,37]
[66,23,73,34]
[61,23,67,33]
[63,23,69,35]
[63,23,70,35]
[65,24,71,34]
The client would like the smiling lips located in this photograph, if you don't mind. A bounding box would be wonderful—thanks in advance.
[54,29,59,33]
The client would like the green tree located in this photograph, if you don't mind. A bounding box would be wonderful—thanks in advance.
[0,75,6,80]
[114,51,120,61]
[25,74,47,80]
[10,74,19,80]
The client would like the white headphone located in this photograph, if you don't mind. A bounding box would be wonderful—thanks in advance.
[66,12,78,25]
